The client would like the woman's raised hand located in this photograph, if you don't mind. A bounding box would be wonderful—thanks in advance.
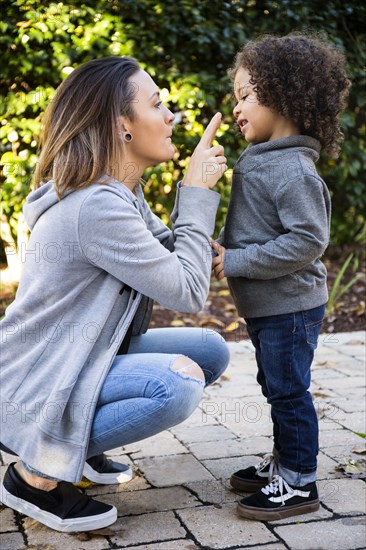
[182,113,227,189]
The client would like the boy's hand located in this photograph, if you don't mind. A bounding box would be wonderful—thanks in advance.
[211,240,226,281]
[182,113,227,189]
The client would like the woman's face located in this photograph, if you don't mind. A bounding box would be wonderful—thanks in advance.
[122,70,175,174]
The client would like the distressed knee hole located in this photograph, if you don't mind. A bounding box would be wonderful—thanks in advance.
[171,356,205,383]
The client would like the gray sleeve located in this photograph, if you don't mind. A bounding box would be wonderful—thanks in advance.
[143,180,205,252]
[79,186,220,313]
[224,174,330,279]
[142,200,175,252]
[140,181,185,252]
[170,181,182,224]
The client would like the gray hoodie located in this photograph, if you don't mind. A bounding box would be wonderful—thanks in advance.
[220,136,330,317]
[0,177,220,481]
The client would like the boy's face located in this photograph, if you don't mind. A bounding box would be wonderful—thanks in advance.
[233,68,296,144]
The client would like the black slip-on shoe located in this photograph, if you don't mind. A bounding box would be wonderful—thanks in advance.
[83,454,133,485]
[0,444,132,486]
[0,463,117,532]
[237,474,320,521]
[230,454,278,492]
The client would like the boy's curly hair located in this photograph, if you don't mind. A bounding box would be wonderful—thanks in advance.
[228,33,351,158]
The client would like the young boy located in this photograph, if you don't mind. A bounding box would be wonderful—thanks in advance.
[212,33,350,521]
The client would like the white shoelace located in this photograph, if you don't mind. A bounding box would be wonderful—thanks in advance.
[255,454,279,480]
[262,475,294,506]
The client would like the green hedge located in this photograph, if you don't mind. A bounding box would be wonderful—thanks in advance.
[1,0,365,257]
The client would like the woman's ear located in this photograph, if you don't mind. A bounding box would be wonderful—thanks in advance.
[118,116,132,135]
[118,116,134,143]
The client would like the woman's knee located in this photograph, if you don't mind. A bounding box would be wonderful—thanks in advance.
[170,355,205,382]
[166,356,205,425]
[201,330,230,383]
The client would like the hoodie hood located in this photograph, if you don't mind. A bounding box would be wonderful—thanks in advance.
[236,135,321,168]
[23,181,62,230]
[22,177,142,231]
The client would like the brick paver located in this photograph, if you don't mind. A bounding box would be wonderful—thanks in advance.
[1,331,365,550]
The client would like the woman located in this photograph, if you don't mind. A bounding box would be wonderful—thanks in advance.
[0,56,229,532]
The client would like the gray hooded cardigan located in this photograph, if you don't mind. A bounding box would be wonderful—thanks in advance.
[0,178,220,481]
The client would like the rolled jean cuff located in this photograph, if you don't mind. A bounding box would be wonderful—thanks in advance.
[278,463,317,487]
[22,461,61,482]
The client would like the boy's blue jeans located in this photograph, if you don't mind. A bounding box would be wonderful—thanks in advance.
[245,304,326,487]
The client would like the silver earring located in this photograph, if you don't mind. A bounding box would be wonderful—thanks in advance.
[123,132,133,142]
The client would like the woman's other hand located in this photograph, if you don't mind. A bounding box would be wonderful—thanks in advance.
[182,113,227,189]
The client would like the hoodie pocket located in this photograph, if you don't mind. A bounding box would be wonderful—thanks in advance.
[275,273,300,295]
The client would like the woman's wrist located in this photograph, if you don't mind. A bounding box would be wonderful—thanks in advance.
[181,179,209,189]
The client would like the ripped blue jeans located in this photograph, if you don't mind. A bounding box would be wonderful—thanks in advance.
[23,327,229,479]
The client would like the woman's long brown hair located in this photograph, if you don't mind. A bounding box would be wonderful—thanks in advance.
[33,56,140,197]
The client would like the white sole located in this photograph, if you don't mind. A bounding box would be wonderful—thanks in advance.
[82,462,134,485]
[0,482,117,532]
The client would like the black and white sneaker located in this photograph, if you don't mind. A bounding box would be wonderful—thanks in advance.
[0,463,117,532]
[230,454,278,492]
[237,474,320,521]
[0,444,133,486]
[83,454,133,485]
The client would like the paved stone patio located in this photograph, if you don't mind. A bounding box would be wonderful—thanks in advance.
[1,331,365,550]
